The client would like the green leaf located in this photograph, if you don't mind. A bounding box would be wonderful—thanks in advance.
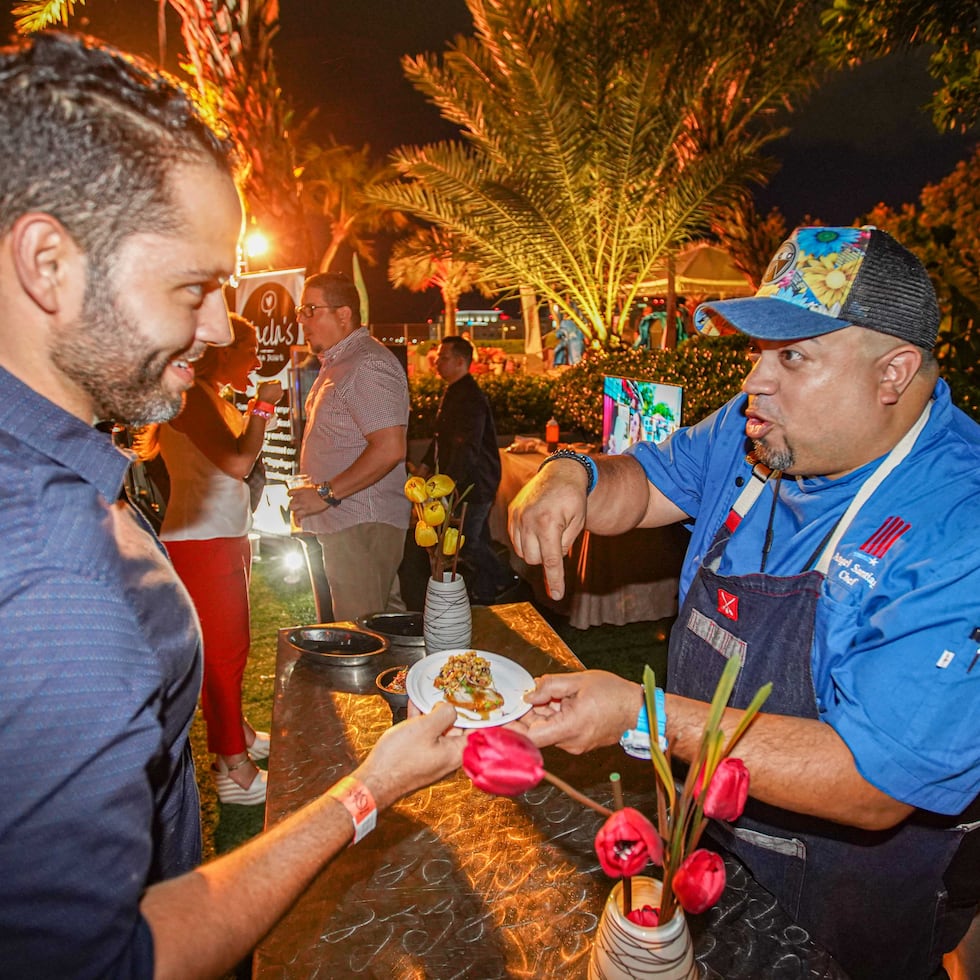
[642,666,674,811]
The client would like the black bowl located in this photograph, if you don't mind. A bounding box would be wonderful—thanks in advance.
[286,625,389,666]
[358,611,425,647]
[375,665,410,711]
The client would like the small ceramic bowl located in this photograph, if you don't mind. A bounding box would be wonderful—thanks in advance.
[375,665,410,712]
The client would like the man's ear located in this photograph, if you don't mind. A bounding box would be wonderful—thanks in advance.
[878,345,923,405]
[9,213,84,315]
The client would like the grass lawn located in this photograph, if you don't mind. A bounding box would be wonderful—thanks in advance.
[193,560,674,859]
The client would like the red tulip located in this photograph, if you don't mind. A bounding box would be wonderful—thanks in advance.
[672,849,725,913]
[626,905,660,927]
[699,757,750,821]
[462,728,544,796]
[594,807,663,878]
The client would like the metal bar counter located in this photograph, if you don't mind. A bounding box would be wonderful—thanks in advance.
[254,603,846,979]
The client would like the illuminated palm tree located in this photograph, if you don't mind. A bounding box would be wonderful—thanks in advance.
[369,0,825,346]
[14,0,310,269]
[388,225,490,339]
[297,142,407,274]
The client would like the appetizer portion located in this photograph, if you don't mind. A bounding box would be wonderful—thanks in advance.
[434,651,505,719]
[379,666,408,694]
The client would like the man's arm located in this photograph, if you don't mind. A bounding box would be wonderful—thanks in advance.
[141,702,463,980]
[516,672,912,831]
[289,424,406,519]
[507,454,688,599]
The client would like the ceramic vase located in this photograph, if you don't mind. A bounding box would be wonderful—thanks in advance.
[423,572,472,654]
[588,876,697,980]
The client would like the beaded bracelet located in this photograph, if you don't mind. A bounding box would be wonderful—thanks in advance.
[327,775,377,844]
[537,448,599,495]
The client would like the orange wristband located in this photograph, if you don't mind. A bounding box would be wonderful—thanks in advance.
[327,775,377,844]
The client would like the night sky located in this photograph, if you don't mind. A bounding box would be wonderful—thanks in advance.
[2,0,977,321]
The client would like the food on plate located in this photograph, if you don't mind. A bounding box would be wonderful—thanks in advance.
[434,651,505,719]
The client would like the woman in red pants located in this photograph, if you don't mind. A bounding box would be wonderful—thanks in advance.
[158,314,282,804]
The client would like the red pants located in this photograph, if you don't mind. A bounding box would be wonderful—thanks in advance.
[165,536,251,755]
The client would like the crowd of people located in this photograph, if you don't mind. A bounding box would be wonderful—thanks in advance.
[0,27,977,980]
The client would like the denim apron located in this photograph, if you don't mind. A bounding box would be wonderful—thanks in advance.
[667,407,979,979]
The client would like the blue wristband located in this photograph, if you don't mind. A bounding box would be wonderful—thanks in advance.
[538,449,599,495]
[619,687,667,759]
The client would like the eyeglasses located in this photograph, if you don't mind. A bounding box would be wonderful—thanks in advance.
[295,303,341,320]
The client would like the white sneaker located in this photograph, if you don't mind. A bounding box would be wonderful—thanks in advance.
[212,759,267,805]
[245,729,271,761]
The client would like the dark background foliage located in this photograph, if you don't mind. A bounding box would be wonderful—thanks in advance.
[408,336,753,441]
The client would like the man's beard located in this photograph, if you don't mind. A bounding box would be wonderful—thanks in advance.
[751,438,794,473]
[51,277,189,427]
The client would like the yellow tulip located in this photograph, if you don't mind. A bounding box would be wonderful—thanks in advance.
[414,520,438,547]
[442,527,465,556]
[422,499,446,526]
[404,476,428,503]
[425,473,456,498]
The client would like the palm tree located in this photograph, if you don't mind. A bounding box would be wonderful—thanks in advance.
[15,0,311,269]
[296,142,407,274]
[368,0,825,346]
[388,225,490,339]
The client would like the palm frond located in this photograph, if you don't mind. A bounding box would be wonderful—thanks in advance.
[370,0,826,344]
[13,0,78,33]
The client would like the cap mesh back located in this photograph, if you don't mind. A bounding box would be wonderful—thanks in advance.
[842,231,939,349]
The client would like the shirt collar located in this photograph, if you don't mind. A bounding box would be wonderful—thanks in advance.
[0,365,132,502]
[318,326,369,367]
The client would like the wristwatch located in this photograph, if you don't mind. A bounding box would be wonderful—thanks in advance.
[315,482,341,507]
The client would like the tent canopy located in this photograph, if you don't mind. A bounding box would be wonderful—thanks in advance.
[636,242,755,299]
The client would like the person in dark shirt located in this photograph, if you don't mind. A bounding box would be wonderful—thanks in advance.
[0,31,463,979]
[421,336,514,604]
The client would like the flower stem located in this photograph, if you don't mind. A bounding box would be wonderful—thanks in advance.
[610,773,631,915]
[542,771,613,817]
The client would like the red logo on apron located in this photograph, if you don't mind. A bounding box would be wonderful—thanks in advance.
[859,516,910,559]
[717,589,739,621]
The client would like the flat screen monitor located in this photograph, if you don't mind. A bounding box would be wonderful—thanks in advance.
[601,375,683,455]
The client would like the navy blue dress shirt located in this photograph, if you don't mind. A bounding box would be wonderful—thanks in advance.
[0,366,203,977]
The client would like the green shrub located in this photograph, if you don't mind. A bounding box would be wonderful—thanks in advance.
[408,371,555,439]
[409,336,750,440]
[408,372,444,440]
[551,335,752,438]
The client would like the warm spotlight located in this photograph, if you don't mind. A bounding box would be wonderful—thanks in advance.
[245,230,270,259]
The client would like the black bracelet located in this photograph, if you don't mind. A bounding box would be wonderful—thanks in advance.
[538,449,599,495]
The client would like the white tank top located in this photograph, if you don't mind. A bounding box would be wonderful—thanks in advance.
[159,383,252,541]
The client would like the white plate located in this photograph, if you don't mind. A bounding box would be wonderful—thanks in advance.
[405,649,534,728]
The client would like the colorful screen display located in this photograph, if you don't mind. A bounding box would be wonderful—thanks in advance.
[601,375,683,455]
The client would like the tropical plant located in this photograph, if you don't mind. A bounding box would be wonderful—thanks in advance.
[551,336,753,437]
[389,224,491,339]
[710,199,791,290]
[14,0,311,270]
[862,146,980,421]
[297,142,407,275]
[820,0,980,133]
[368,0,826,347]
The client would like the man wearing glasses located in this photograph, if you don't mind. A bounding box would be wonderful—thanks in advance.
[288,272,411,621]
